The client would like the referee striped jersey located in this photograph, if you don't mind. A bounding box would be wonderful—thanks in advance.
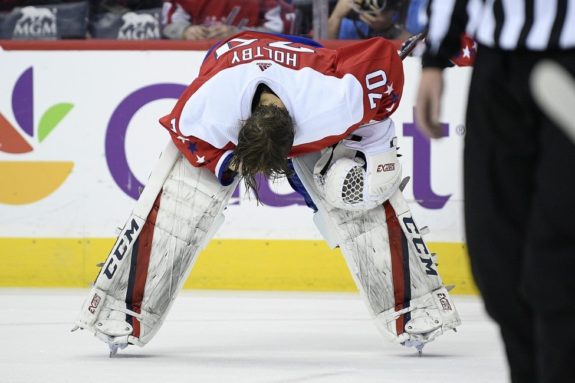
[424,0,575,67]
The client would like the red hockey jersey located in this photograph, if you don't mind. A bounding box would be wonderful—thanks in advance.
[163,0,291,33]
[159,31,404,184]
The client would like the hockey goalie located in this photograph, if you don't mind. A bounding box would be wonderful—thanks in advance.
[74,30,460,355]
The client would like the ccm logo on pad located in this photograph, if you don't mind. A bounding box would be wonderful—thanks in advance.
[377,163,395,172]
[88,294,102,314]
[437,293,452,311]
[104,217,141,279]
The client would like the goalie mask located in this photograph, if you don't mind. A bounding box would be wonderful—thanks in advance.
[320,157,383,211]
[314,120,402,211]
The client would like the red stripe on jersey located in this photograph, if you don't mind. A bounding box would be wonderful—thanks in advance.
[130,192,162,338]
[384,201,407,336]
[166,2,178,24]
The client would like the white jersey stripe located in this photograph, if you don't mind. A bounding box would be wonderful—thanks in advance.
[475,0,496,47]
[526,0,558,50]
[499,0,525,49]
[427,0,457,55]
[560,0,575,48]
[465,0,483,36]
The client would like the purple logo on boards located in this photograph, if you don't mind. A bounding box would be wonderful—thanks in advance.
[105,83,186,200]
[403,108,451,210]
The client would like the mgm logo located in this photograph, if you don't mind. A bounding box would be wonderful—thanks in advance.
[13,6,58,38]
[118,12,160,40]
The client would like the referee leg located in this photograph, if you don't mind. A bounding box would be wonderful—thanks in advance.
[522,50,575,383]
[464,46,539,383]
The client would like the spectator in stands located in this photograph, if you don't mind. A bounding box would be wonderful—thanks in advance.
[89,0,164,39]
[328,0,410,41]
[162,0,294,41]
[404,0,426,35]
[90,0,162,16]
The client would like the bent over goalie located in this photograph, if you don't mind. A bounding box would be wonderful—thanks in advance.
[74,31,460,355]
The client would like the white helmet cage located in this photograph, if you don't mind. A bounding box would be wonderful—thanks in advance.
[320,157,384,211]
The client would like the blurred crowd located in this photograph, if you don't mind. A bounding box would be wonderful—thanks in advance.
[0,0,427,41]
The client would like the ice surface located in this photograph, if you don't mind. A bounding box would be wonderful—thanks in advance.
[0,290,508,383]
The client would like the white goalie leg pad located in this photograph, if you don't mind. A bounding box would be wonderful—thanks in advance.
[76,141,180,334]
[293,152,461,349]
[75,140,238,348]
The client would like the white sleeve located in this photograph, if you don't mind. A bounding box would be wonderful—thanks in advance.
[161,1,192,39]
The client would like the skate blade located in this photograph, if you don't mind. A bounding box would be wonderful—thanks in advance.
[403,339,425,355]
[108,342,128,358]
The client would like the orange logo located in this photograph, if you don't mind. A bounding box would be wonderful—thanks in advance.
[0,67,74,204]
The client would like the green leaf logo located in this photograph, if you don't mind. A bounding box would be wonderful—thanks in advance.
[38,103,73,142]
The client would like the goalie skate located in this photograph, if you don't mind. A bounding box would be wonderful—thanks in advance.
[73,140,238,353]
[293,151,461,352]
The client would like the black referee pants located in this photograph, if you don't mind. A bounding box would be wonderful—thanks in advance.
[464,46,575,383]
